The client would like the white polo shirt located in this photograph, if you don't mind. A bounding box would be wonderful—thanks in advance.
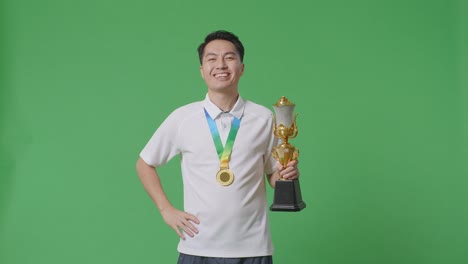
[140,94,278,258]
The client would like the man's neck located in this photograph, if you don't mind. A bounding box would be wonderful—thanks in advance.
[207,90,239,112]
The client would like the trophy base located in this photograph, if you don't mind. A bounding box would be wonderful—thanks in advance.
[270,179,306,212]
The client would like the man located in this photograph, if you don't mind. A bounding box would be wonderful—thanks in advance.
[136,30,299,264]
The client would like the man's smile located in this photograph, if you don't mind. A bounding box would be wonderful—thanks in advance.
[214,72,230,79]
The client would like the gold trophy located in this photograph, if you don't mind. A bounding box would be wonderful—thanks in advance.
[270,96,306,212]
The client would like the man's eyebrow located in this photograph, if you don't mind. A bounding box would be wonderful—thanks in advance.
[224,52,238,56]
[204,51,238,57]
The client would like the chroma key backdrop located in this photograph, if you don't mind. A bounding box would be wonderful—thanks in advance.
[1,0,467,263]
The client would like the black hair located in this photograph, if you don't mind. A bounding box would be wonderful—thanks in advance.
[197,30,244,65]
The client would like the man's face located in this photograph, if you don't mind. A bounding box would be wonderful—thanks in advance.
[200,39,244,92]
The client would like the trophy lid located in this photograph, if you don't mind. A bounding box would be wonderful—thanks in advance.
[274,96,295,107]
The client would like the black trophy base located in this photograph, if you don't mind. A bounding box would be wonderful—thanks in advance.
[270,179,306,212]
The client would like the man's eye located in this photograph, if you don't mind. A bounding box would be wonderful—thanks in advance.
[207,58,216,61]
[226,57,234,60]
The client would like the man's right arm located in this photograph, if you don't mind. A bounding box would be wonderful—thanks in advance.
[136,157,199,239]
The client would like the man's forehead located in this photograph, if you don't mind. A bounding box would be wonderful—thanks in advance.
[204,40,238,55]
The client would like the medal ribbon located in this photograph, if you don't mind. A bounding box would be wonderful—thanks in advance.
[204,108,241,169]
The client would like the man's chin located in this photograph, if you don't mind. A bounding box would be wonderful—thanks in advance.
[207,84,237,92]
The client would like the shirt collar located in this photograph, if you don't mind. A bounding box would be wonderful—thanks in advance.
[203,93,245,120]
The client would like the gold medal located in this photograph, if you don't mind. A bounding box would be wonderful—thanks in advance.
[216,168,234,186]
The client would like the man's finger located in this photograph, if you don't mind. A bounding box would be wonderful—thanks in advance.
[181,224,195,238]
[185,213,200,225]
[185,221,199,234]
[174,226,186,240]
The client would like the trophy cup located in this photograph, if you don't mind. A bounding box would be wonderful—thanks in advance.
[270,96,306,212]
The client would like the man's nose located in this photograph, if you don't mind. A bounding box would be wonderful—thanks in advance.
[216,58,227,69]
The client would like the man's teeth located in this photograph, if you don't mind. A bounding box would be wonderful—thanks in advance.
[215,73,228,77]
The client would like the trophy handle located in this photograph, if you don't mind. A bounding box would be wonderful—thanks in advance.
[289,113,298,139]
[293,148,299,160]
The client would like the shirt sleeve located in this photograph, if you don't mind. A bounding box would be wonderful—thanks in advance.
[140,110,181,168]
[264,112,279,175]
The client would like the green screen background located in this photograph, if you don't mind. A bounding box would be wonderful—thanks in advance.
[1,0,467,263]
